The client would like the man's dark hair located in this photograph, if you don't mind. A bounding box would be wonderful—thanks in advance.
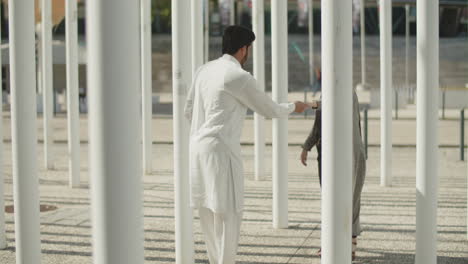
[222,25,256,55]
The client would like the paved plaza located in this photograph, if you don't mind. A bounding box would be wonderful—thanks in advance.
[0,114,467,263]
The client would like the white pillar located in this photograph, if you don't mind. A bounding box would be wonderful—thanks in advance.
[204,0,210,62]
[253,0,265,181]
[360,0,366,87]
[42,0,54,170]
[230,0,236,25]
[308,0,314,87]
[66,0,80,188]
[37,33,43,95]
[192,0,204,73]
[415,0,439,263]
[236,0,243,25]
[321,0,353,262]
[0,4,6,249]
[8,0,42,261]
[141,0,153,174]
[379,0,392,187]
[87,1,144,263]
[405,4,410,88]
[271,0,288,229]
[172,0,194,262]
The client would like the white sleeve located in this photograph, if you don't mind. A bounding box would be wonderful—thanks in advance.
[184,84,195,122]
[228,76,295,118]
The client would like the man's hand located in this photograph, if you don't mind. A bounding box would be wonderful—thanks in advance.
[300,149,308,166]
[308,100,321,109]
[294,101,310,113]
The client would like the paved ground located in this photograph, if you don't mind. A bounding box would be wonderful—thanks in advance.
[0,114,467,263]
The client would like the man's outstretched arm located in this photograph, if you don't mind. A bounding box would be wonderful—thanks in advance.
[227,76,309,118]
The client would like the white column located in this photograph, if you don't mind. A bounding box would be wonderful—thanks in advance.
[42,0,54,170]
[253,0,265,181]
[308,0,314,87]
[172,0,194,262]
[66,0,80,188]
[379,0,392,187]
[37,33,43,95]
[271,0,288,229]
[87,1,144,263]
[230,0,236,25]
[405,4,410,87]
[360,0,366,87]
[236,1,243,24]
[204,0,210,62]
[415,0,439,263]
[321,0,353,262]
[141,0,153,174]
[192,0,204,73]
[0,4,6,249]
[8,0,42,261]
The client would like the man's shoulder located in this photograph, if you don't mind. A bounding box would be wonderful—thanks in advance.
[224,68,253,88]
[197,59,253,87]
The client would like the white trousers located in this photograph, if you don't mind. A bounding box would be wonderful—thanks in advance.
[199,207,243,264]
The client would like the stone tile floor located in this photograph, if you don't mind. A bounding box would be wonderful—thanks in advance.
[0,142,467,263]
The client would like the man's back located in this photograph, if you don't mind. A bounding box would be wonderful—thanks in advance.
[189,55,252,151]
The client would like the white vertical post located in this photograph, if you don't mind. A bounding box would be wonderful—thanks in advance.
[405,4,410,88]
[0,4,6,249]
[42,0,54,170]
[204,0,210,62]
[37,34,43,95]
[8,0,42,262]
[192,0,204,73]
[236,0,244,24]
[321,0,353,262]
[253,0,265,181]
[87,1,144,263]
[141,0,153,174]
[380,0,392,187]
[66,0,80,188]
[308,0,314,87]
[230,0,236,25]
[360,0,366,87]
[271,0,288,229]
[172,0,194,262]
[415,0,439,263]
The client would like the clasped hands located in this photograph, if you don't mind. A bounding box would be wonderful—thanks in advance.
[294,100,320,113]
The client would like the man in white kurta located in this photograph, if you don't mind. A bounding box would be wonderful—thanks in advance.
[184,26,308,263]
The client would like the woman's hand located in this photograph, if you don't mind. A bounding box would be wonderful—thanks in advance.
[308,100,321,109]
[300,149,308,166]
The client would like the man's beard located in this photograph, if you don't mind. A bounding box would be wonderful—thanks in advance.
[240,53,249,67]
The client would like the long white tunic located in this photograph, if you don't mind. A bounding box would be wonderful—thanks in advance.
[184,54,294,213]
